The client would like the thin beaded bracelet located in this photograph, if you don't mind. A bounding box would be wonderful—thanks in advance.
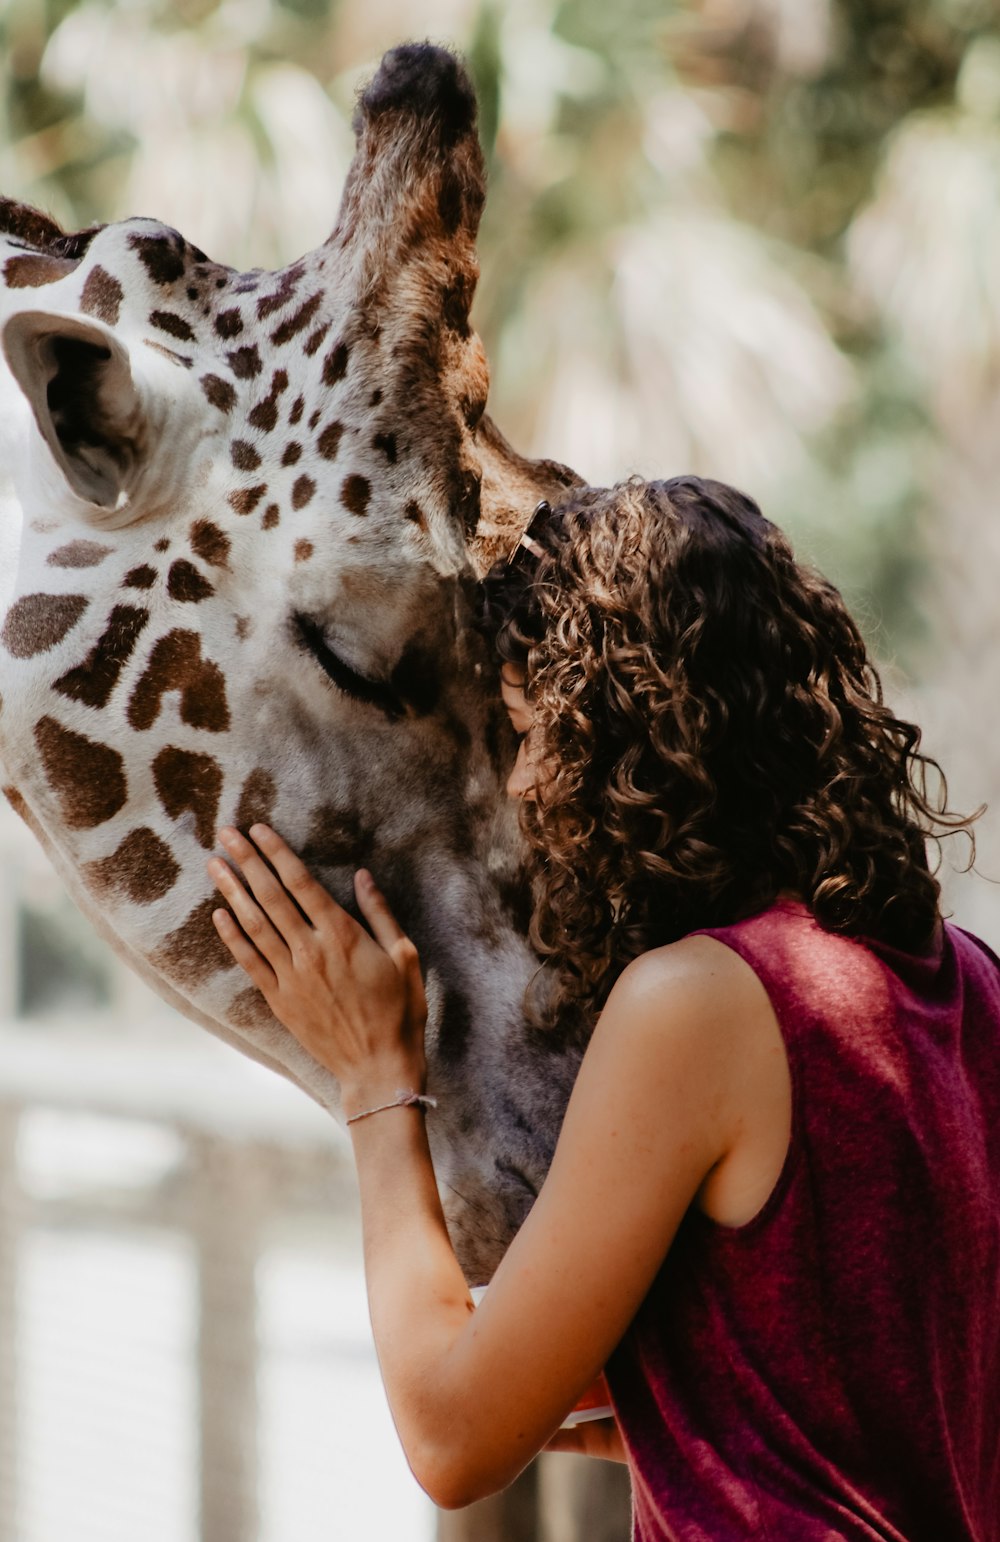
[345,1089,438,1126]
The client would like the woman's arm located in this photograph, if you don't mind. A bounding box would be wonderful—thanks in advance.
[209,825,779,1509]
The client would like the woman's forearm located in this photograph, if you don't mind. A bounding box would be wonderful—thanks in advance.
[204,831,581,1503]
[348,1103,485,1506]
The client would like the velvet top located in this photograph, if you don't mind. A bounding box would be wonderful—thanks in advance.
[605,903,1000,1541]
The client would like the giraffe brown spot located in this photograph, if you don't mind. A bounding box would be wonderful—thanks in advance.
[129,232,186,285]
[53,604,150,709]
[256,265,302,319]
[248,398,277,433]
[35,716,127,829]
[294,539,314,562]
[441,273,474,337]
[144,339,193,369]
[281,442,301,467]
[123,565,157,589]
[3,254,78,287]
[227,345,262,379]
[455,392,477,432]
[248,368,289,432]
[405,501,427,531]
[341,475,370,517]
[234,767,276,832]
[438,166,471,238]
[153,744,223,848]
[300,804,374,869]
[227,986,273,1029]
[214,308,243,339]
[291,475,315,510]
[128,629,230,733]
[322,341,349,386]
[189,520,230,569]
[154,539,170,552]
[201,374,237,413]
[47,541,113,569]
[80,266,124,325]
[271,291,323,346]
[235,616,251,640]
[153,895,233,987]
[85,826,180,905]
[228,484,267,516]
[231,440,261,471]
[1,593,88,658]
[167,560,214,603]
[317,421,343,460]
[370,389,382,405]
[150,309,195,342]
[289,396,304,425]
[438,988,473,1065]
[373,431,398,463]
[303,323,329,357]
[262,505,280,530]
[308,409,321,429]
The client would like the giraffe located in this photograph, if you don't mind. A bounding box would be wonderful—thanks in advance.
[0,44,583,1281]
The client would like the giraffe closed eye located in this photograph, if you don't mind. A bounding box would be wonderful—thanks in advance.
[293,611,406,721]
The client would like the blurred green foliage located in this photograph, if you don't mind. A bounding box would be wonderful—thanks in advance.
[3,0,1000,666]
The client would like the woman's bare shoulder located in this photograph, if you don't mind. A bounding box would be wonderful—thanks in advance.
[605,933,791,1228]
[608,931,772,1029]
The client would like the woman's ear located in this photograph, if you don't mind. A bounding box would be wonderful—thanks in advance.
[2,309,146,514]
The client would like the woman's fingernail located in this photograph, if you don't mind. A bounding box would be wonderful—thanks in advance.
[219,827,237,847]
[356,868,373,890]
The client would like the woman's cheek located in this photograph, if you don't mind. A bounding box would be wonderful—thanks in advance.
[506,740,538,800]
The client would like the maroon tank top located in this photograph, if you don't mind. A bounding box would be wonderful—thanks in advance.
[604,902,1000,1541]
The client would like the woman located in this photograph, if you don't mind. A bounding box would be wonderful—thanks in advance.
[208,476,1000,1539]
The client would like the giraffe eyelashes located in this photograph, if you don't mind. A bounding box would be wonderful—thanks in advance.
[292,611,407,721]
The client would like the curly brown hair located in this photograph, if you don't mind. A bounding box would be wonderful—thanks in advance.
[479,475,976,1033]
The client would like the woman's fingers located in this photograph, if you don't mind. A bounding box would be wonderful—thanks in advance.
[356,870,428,1023]
[246,823,341,930]
[211,906,279,994]
[208,853,290,970]
[212,826,424,1030]
[544,1419,627,1463]
[355,869,407,951]
[216,826,320,945]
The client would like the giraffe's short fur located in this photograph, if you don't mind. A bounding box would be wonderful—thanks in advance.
[0,45,582,1278]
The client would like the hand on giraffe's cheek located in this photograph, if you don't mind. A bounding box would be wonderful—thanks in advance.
[208,825,428,1105]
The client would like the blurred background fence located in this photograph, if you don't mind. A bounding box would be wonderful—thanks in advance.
[2,0,999,1538]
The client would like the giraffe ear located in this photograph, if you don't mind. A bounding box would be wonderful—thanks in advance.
[2,309,146,514]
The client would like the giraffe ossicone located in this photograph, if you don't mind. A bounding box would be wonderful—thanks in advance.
[0,43,583,1278]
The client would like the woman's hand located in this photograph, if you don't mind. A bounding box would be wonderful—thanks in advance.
[544,1419,628,1464]
[207,824,428,1111]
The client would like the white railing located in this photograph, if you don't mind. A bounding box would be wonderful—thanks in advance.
[0,1022,433,1542]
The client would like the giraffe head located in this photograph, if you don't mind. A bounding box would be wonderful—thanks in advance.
[0,45,582,1277]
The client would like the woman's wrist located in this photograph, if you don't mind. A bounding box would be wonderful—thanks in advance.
[340,1058,428,1124]
[346,1090,436,1129]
